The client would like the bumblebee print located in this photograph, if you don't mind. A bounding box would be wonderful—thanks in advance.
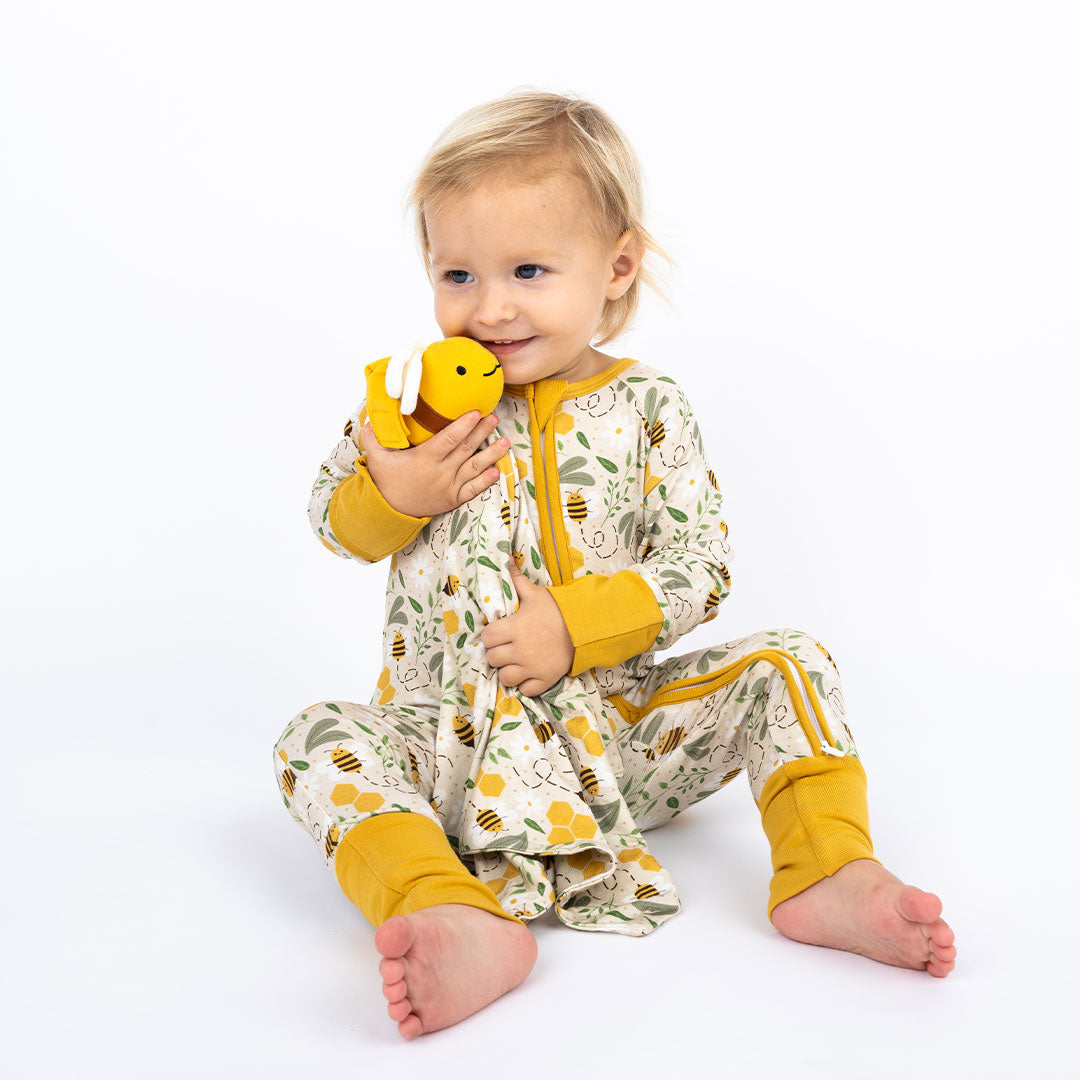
[453,714,476,747]
[330,747,362,773]
[566,491,587,522]
[645,727,687,761]
[476,809,504,834]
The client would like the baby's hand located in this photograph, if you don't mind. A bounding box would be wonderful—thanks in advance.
[481,562,574,697]
[361,412,509,518]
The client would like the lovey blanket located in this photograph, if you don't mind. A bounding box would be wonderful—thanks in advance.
[418,448,680,935]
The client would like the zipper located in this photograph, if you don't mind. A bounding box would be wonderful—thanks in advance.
[538,426,564,584]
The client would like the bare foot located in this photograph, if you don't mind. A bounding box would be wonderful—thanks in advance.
[375,904,538,1039]
[771,859,957,977]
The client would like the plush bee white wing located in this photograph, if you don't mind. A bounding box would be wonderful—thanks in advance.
[384,343,425,416]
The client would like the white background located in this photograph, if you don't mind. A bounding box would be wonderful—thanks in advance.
[2,1,1076,1075]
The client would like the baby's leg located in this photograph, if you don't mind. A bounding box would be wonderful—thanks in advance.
[612,630,955,975]
[274,702,537,1037]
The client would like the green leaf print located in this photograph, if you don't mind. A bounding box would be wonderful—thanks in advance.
[502,579,513,600]
[524,818,543,832]
[305,727,353,753]
[478,555,500,571]
[632,900,679,916]
[408,596,423,614]
[660,569,692,590]
[530,547,542,569]
[289,760,310,771]
[456,632,467,649]
[624,376,647,383]
[666,796,679,808]
[465,610,475,632]
[388,596,407,627]
[577,431,590,448]
[591,801,622,832]
[500,722,522,731]
[665,507,688,523]
[449,509,468,545]
[596,457,618,474]
[325,703,342,715]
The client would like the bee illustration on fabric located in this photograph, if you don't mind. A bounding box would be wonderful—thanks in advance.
[717,768,741,788]
[330,747,362,773]
[815,641,839,673]
[648,418,666,448]
[704,586,720,615]
[476,809,504,834]
[453,714,477,747]
[443,575,460,597]
[719,519,729,537]
[707,469,719,489]
[634,883,660,900]
[532,719,554,744]
[391,631,406,658]
[343,417,354,438]
[324,824,341,859]
[718,564,732,587]
[511,550,525,569]
[579,766,600,797]
[645,726,687,761]
[566,491,587,522]
[408,749,421,785]
[280,766,297,798]
[500,501,511,529]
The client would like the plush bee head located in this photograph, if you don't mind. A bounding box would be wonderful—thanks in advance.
[365,337,504,448]
[402,338,504,446]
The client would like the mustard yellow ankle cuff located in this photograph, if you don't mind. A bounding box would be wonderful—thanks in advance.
[758,755,879,922]
[333,811,520,927]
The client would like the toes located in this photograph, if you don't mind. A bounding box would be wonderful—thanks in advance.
[382,979,408,1004]
[379,957,405,984]
[926,955,955,978]
[931,944,957,965]
[928,918,955,948]
[374,914,416,960]
[398,1014,424,1040]
[897,885,942,925]
[387,998,412,1023]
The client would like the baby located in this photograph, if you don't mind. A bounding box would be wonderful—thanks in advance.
[274,90,956,1040]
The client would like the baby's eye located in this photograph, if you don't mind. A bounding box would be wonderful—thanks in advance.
[446,270,473,284]
[516,264,545,280]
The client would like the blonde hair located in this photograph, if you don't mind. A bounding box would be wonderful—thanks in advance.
[407,89,672,346]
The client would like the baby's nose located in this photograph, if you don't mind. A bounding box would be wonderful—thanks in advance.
[475,283,517,326]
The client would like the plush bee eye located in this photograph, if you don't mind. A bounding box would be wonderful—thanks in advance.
[456,365,466,375]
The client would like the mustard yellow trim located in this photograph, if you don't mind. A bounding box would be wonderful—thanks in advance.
[548,570,664,676]
[503,357,634,401]
[543,419,574,584]
[758,755,879,920]
[334,812,520,927]
[327,465,429,562]
[612,648,838,755]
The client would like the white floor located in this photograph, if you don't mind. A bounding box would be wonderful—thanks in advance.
[4,639,1070,1078]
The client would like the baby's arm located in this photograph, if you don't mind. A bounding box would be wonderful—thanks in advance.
[308,406,506,564]
[549,385,732,672]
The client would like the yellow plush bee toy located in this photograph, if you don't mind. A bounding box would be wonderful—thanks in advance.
[364,337,504,448]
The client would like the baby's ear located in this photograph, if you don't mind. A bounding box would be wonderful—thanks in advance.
[607,229,644,299]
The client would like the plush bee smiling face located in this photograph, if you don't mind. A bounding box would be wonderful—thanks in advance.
[402,337,504,446]
[365,336,505,448]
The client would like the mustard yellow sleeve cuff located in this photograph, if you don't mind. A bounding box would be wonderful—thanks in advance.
[327,462,429,562]
[547,569,664,677]
[757,754,880,921]
[334,812,521,927]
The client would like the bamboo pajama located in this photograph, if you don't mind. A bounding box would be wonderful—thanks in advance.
[275,358,876,936]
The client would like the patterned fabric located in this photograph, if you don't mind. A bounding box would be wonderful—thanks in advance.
[276,360,856,935]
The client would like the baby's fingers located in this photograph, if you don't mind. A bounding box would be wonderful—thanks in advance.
[454,458,502,505]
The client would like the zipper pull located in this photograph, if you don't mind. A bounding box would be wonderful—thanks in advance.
[818,742,845,758]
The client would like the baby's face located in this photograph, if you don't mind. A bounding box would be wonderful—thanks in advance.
[425,171,637,386]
